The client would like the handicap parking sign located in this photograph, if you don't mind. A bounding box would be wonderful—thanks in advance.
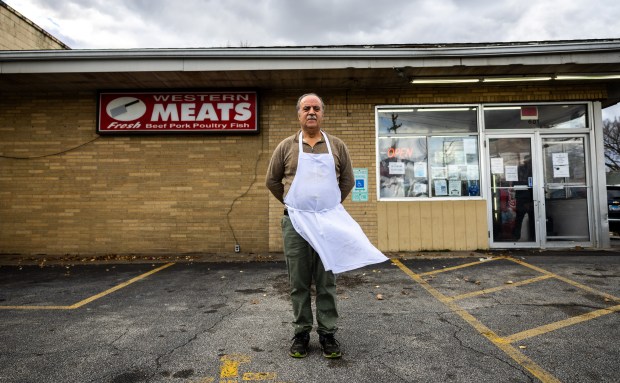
[352,168,368,202]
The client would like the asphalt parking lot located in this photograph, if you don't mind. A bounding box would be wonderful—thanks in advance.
[1,251,619,383]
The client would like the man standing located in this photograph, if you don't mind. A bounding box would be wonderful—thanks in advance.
[266,93,387,359]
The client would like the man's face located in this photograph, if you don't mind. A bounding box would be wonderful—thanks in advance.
[298,95,323,134]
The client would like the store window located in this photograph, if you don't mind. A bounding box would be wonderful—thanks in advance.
[484,104,588,130]
[376,106,481,200]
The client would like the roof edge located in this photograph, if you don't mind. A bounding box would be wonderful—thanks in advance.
[1,38,620,61]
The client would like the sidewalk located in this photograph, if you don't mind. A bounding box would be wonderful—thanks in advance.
[1,251,619,382]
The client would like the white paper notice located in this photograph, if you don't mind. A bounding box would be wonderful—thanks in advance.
[552,153,570,178]
[414,162,427,178]
[554,165,570,178]
[449,180,461,196]
[505,165,518,181]
[448,165,461,180]
[434,179,448,196]
[552,153,569,166]
[389,162,406,175]
[491,158,504,174]
[413,183,427,194]
[467,165,479,180]
[431,166,448,179]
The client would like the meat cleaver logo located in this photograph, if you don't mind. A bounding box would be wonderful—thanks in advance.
[106,97,146,121]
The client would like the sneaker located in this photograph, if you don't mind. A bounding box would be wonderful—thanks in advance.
[289,332,310,358]
[319,334,342,359]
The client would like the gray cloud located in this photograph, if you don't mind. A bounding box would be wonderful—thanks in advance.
[5,0,619,49]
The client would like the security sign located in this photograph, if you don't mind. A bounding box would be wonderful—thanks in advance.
[97,90,258,134]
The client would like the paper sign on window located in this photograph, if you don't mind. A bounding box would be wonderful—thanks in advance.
[491,158,504,174]
[449,180,462,196]
[552,153,570,178]
[505,165,519,181]
[431,166,447,179]
[414,162,427,178]
[389,162,406,175]
[434,180,448,196]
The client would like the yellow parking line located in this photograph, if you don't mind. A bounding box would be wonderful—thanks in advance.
[506,257,620,303]
[0,305,71,310]
[69,262,175,309]
[505,304,620,344]
[0,262,175,310]
[419,256,506,276]
[449,275,554,301]
[392,259,561,383]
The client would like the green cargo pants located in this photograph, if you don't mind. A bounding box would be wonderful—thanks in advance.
[281,215,338,336]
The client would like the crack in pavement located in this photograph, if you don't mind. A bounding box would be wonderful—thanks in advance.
[439,312,535,383]
[374,359,418,383]
[149,297,245,380]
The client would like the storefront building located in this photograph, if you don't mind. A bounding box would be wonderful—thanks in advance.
[1,40,620,257]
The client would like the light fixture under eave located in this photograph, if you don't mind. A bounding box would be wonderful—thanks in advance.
[417,108,473,112]
[555,74,620,80]
[410,78,480,84]
[379,109,415,113]
[482,76,552,83]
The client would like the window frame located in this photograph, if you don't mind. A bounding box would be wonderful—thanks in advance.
[375,104,483,201]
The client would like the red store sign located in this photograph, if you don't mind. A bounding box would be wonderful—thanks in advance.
[97,90,258,134]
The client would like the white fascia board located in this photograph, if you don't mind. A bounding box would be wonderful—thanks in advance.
[0,57,468,73]
[0,58,184,73]
[1,41,620,74]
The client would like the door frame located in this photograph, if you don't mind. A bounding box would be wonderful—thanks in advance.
[485,132,594,249]
[485,133,541,248]
[539,133,594,248]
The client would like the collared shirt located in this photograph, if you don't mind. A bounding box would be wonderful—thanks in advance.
[265,130,355,204]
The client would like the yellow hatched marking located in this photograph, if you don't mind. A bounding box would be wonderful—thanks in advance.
[392,259,562,383]
[505,304,620,344]
[505,257,620,303]
[418,256,506,276]
[242,372,277,380]
[449,275,554,301]
[0,262,175,310]
[220,354,251,378]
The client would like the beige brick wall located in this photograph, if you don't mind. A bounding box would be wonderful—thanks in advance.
[0,2,69,50]
[0,84,606,256]
[0,90,270,255]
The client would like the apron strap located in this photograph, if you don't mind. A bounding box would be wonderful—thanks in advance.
[298,131,332,155]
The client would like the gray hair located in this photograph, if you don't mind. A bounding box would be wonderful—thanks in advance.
[296,93,325,112]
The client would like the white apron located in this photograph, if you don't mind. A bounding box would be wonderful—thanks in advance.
[284,131,388,274]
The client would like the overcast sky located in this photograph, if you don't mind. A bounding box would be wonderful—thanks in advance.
[5,0,620,116]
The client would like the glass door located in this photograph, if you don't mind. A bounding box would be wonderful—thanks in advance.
[541,136,591,245]
[487,134,593,248]
[488,136,538,246]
